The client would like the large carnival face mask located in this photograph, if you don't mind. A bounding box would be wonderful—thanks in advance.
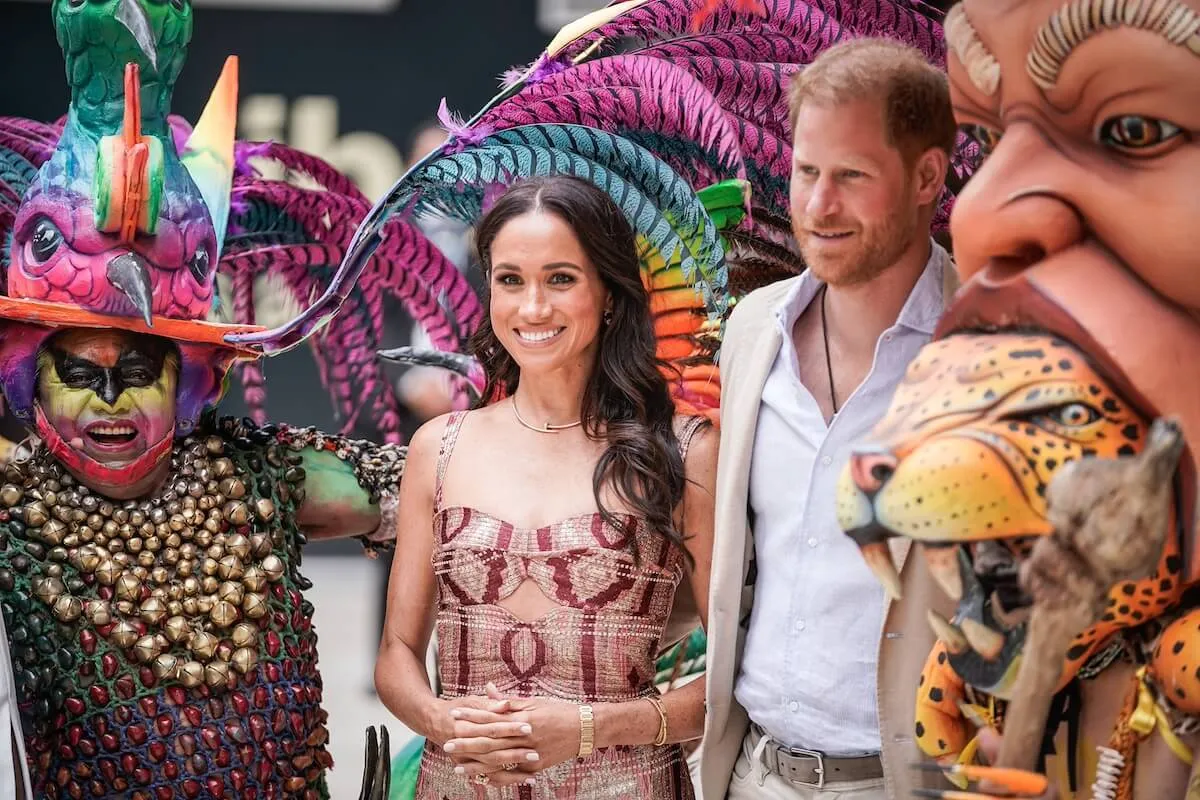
[35,329,178,498]
[944,0,1200,319]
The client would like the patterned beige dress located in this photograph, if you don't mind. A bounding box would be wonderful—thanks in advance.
[414,411,703,799]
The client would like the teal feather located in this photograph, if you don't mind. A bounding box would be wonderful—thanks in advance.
[401,143,727,312]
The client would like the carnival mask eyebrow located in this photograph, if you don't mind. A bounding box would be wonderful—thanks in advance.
[945,3,1002,96]
[1027,0,1200,91]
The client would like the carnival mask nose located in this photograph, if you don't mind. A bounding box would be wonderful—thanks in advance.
[106,251,154,326]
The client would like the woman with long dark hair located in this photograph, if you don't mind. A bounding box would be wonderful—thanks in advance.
[375,175,716,798]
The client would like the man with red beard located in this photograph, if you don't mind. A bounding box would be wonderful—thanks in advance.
[701,38,960,800]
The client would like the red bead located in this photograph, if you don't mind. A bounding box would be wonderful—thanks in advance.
[155,715,173,737]
[289,711,304,736]
[79,630,97,655]
[134,767,153,786]
[183,706,202,728]
[101,654,118,680]
[64,697,85,716]
[253,686,269,709]
[99,757,118,781]
[271,709,286,734]
[58,744,76,761]
[182,779,201,799]
[231,768,247,792]
[214,746,231,769]
[155,787,173,800]
[238,743,255,765]
[114,706,132,726]
[163,761,179,780]
[77,740,96,758]
[115,675,136,699]
[89,685,110,706]
[100,733,119,752]
[139,667,157,688]
[127,724,147,745]
[121,754,136,774]
[167,687,186,707]
[67,725,83,747]
[200,725,219,751]
[265,632,281,657]
[206,778,225,797]
[265,663,281,682]
[248,714,267,743]
[231,691,249,716]
[176,733,196,756]
[138,696,158,717]
[148,742,167,763]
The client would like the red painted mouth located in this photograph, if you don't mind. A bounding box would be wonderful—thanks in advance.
[83,419,140,449]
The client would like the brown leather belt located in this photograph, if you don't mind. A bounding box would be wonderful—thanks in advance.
[749,723,884,788]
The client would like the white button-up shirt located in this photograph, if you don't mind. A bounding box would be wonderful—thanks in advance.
[733,242,951,755]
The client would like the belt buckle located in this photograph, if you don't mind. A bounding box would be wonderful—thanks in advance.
[779,746,825,789]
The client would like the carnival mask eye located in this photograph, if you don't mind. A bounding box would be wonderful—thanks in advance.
[28,218,64,265]
[187,247,211,284]
[1098,115,1182,154]
[1036,402,1101,429]
[960,123,1002,157]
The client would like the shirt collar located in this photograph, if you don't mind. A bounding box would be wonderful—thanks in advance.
[773,239,951,339]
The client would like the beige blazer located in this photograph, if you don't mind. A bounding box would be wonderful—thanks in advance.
[698,269,959,800]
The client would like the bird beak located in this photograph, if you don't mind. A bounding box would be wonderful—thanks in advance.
[116,0,158,72]
[107,252,155,326]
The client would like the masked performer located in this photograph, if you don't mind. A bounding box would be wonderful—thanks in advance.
[0,0,448,795]
[836,1,1200,798]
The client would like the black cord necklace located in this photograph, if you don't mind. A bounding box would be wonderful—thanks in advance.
[820,284,838,415]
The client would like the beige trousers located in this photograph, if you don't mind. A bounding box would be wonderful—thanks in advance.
[724,731,887,800]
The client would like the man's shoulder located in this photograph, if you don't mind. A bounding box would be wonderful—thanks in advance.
[725,277,801,341]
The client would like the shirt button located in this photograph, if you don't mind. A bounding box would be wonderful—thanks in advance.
[794,619,806,631]
[788,701,799,713]
[807,537,818,548]
[820,455,832,466]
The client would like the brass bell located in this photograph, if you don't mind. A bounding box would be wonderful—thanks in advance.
[242,592,268,620]
[260,555,285,583]
[152,653,180,681]
[204,661,231,688]
[210,600,239,629]
[53,595,83,623]
[218,555,245,582]
[188,631,219,660]
[115,573,143,603]
[133,635,164,664]
[178,660,205,688]
[218,581,244,606]
[85,600,112,626]
[111,619,140,649]
[139,597,168,625]
[231,647,258,675]
[231,622,258,648]
[163,615,192,643]
[225,533,251,561]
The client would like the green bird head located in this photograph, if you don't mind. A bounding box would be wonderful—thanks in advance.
[53,0,194,136]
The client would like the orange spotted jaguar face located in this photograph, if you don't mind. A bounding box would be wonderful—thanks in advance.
[837,331,1183,696]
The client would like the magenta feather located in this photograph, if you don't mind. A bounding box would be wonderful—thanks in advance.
[502,55,744,173]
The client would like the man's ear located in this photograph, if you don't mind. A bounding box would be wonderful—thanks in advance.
[914,146,950,207]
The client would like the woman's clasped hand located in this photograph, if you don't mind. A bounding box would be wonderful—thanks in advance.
[438,683,584,788]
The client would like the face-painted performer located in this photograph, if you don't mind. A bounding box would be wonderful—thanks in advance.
[0,1,413,797]
[837,1,1200,798]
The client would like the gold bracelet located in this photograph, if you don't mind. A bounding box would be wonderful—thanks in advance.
[577,704,595,758]
[643,694,668,747]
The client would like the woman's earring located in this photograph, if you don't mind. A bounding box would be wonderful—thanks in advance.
[603,309,613,326]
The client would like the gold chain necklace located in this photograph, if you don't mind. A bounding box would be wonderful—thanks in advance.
[510,397,582,433]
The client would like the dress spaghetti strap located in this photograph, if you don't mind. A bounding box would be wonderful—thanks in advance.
[677,415,708,462]
[433,411,468,513]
